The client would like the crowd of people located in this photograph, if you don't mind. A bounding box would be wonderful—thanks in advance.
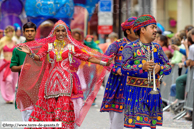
[151,24,194,121]
[0,13,193,129]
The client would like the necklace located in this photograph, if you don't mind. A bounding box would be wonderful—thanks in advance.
[54,40,66,62]
[138,41,154,60]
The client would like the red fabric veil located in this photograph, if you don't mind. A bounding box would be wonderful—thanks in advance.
[16,20,112,126]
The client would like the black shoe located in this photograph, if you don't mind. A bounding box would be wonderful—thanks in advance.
[6,101,13,104]
[185,116,192,121]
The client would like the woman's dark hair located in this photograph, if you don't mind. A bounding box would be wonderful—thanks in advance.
[191,28,194,35]
[23,22,37,31]
[188,36,194,45]
[156,30,162,35]
[159,35,168,47]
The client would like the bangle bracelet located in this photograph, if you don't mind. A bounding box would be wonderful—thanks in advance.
[88,57,92,61]
[29,53,35,59]
[100,61,107,66]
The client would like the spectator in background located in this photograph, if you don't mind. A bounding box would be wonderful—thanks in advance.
[171,30,187,76]
[163,30,174,38]
[172,28,194,59]
[170,29,194,121]
[170,55,186,98]
[186,28,194,57]
[177,29,194,121]
[108,32,118,43]
[164,50,173,61]
[73,31,83,42]
[84,35,103,53]
[176,30,187,49]
[12,23,26,44]
[158,35,170,52]
[189,31,194,67]
[93,33,100,44]
[171,36,188,58]
[0,25,18,104]
[178,55,186,69]
[153,33,160,43]
[163,31,174,53]
[98,32,118,53]
[156,29,162,35]
[185,25,194,35]
[177,30,187,40]
[170,36,184,65]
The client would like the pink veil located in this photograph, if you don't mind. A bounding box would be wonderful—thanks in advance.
[16,20,112,126]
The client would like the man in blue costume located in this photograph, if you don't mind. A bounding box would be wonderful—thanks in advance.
[121,14,172,129]
[100,17,138,129]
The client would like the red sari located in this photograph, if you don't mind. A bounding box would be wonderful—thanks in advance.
[16,20,112,128]
[29,43,90,129]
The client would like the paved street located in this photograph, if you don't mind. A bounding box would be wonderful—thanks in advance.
[0,87,192,129]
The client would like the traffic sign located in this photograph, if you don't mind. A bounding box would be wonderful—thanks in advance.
[99,0,113,12]
[98,25,113,34]
[98,12,113,25]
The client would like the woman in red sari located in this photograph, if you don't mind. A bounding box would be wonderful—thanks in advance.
[16,20,112,128]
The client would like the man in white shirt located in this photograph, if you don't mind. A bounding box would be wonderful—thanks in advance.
[12,23,26,44]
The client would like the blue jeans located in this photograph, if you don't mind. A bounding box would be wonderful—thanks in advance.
[170,84,176,97]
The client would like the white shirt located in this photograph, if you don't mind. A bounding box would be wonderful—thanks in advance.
[188,44,194,79]
[188,44,194,60]
[12,36,26,44]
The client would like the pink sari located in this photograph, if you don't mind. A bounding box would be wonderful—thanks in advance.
[0,59,18,102]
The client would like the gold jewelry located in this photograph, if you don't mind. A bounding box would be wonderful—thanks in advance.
[54,40,66,62]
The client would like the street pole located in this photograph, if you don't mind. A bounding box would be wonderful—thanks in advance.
[126,0,129,18]
[118,0,122,38]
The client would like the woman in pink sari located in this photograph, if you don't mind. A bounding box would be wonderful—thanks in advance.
[16,20,112,128]
[0,26,18,104]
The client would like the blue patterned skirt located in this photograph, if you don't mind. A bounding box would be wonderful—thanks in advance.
[124,84,163,129]
[100,71,126,113]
